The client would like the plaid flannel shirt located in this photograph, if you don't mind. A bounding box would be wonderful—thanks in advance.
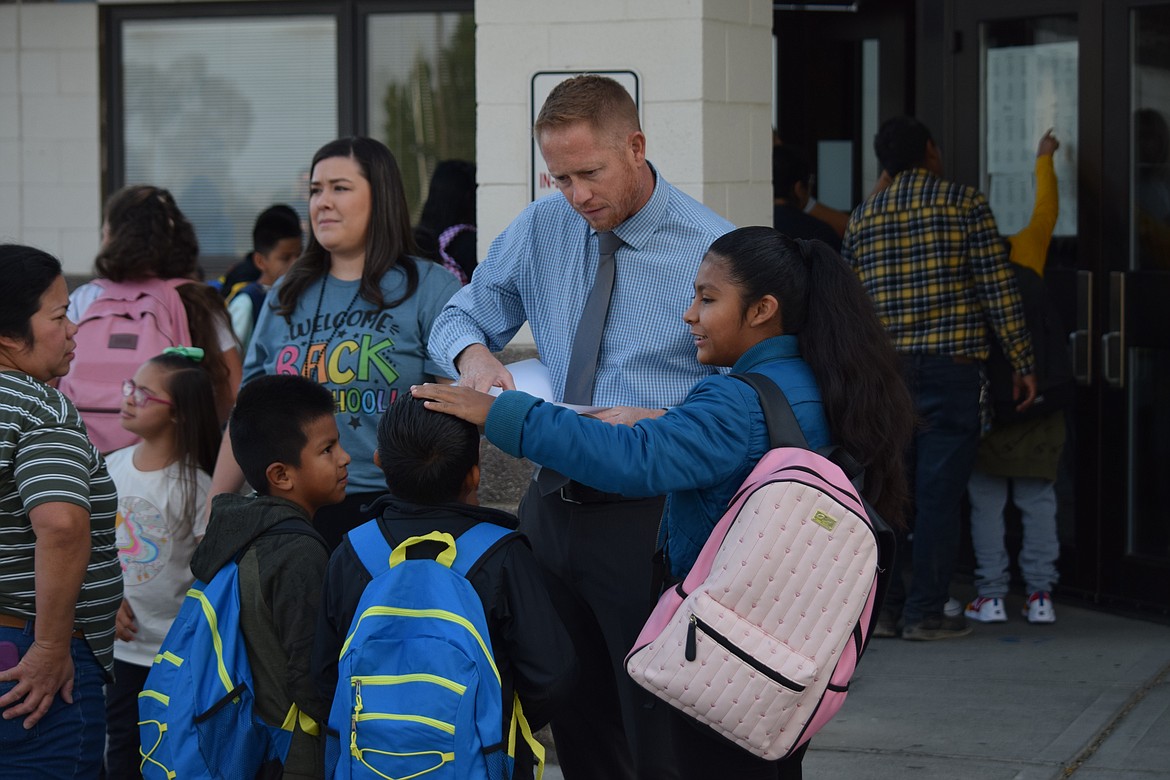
[841,168,1034,374]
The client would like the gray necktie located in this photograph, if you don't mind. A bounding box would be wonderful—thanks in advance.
[562,230,623,405]
[536,230,622,496]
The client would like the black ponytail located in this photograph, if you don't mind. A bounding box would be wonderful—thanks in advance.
[708,227,915,526]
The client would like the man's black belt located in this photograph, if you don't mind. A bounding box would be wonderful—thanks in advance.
[558,480,643,505]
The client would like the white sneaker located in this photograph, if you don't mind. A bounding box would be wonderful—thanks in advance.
[943,597,963,617]
[965,596,1007,623]
[1024,591,1056,624]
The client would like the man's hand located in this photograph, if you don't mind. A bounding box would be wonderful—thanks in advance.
[412,383,497,426]
[1013,372,1038,412]
[589,406,666,427]
[115,599,137,643]
[454,344,515,393]
[0,640,75,729]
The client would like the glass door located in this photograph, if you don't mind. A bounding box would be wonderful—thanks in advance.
[945,0,1170,610]
[952,2,1098,596]
[1099,1,1170,606]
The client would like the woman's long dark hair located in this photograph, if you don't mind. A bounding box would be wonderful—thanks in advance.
[277,137,418,320]
[414,159,476,258]
[146,352,220,531]
[707,226,915,526]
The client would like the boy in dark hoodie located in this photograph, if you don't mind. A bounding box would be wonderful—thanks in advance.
[192,375,350,779]
[312,395,576,778]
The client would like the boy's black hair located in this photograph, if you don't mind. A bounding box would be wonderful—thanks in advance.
[230,375,336,495]
[376,395,479,504]
[253,204,303,255]
[873,116,933,177]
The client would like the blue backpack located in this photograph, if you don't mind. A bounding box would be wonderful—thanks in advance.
[327,520,545,780]
[138,520,327,779]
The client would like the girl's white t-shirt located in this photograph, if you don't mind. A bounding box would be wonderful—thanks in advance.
[106,445,210,667]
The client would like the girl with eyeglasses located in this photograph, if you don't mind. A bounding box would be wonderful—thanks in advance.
[102,349,220,778]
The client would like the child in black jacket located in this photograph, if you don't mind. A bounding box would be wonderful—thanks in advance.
[311,395,576,777]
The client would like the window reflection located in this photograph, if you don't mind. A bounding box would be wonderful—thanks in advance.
[122,17,336,260]
[1128,6,1170,560]
[367,13,475,219]
[1133,7,1170,272]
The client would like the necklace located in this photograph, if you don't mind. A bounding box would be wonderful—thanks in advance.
[307,274,362,375]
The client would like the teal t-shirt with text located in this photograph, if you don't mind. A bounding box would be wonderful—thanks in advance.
[242,259,460,493]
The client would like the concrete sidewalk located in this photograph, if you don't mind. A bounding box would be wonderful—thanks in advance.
[542,593,1169,779]
[804,591,1170,779]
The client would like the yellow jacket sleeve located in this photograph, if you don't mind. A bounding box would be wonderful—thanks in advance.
[1007,155,1058,277]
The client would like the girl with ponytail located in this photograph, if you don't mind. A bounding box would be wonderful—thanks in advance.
[412,225,915,778]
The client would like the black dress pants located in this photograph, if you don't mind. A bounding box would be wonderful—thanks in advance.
[517,481,678,780]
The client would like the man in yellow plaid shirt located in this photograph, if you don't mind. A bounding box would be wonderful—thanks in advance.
[842,116,1037,641]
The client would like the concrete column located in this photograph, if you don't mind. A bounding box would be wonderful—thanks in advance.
[475,0,772,256]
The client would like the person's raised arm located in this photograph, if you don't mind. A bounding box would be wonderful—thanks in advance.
[0,502,90,728]
[205,426,247,523]
[807,200,850,238]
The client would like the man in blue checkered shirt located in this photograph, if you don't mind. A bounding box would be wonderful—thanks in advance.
[841,116,1037,643]
[428,75,733,780]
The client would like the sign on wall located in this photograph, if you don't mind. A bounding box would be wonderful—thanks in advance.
[530,70,641,201]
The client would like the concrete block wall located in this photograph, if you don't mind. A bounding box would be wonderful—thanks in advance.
[0,2,102,276]
[475,0,773,254]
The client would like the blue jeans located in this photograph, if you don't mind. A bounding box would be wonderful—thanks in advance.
[897,355,983,626]
[0,624,107,779]
[967,472,1060,597]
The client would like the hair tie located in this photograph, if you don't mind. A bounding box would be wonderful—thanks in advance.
[163,345,204,362]
[794,238,816,267]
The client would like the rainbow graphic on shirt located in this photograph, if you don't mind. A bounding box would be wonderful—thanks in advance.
[115,495,169,584]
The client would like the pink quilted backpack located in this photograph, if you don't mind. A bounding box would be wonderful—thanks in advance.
[625,373,894,761]
[59,278,192,454]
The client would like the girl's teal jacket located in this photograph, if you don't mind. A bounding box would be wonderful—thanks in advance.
[485,335,831,578]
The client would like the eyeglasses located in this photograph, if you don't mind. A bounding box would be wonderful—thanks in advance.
[122,379,174,408]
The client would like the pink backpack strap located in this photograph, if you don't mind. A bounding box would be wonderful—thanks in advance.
[436,224,475,284]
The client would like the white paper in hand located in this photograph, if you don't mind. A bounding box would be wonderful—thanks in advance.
[483,358,603,414]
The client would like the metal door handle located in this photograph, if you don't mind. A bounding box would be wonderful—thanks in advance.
[1101,272,1125,388]
[1072,270,1093,385]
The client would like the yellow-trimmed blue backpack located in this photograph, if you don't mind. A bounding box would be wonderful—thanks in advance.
[138,519,327,779]
[326,520,545,780]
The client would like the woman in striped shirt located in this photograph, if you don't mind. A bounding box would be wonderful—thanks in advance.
[0,244,120,778]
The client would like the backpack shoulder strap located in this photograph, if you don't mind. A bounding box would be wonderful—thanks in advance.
[731,372,810,450]
[450,523,516,579]
[348,518,393,578]
[233,517,328,565]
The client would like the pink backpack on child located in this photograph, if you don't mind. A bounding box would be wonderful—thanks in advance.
[59,278,192,453]
[625,373,894,761]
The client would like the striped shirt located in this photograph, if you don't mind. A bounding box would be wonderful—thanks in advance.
[428,165,736,407]
[841,169,1035,374]
[0,371,120,676]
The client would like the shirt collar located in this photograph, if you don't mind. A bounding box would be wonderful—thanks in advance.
[732,335,801,374]
[605,161,667,252]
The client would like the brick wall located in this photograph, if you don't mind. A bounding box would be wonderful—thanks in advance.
[0,2,102,276]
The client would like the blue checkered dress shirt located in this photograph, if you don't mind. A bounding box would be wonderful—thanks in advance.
[428,166,735,408]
